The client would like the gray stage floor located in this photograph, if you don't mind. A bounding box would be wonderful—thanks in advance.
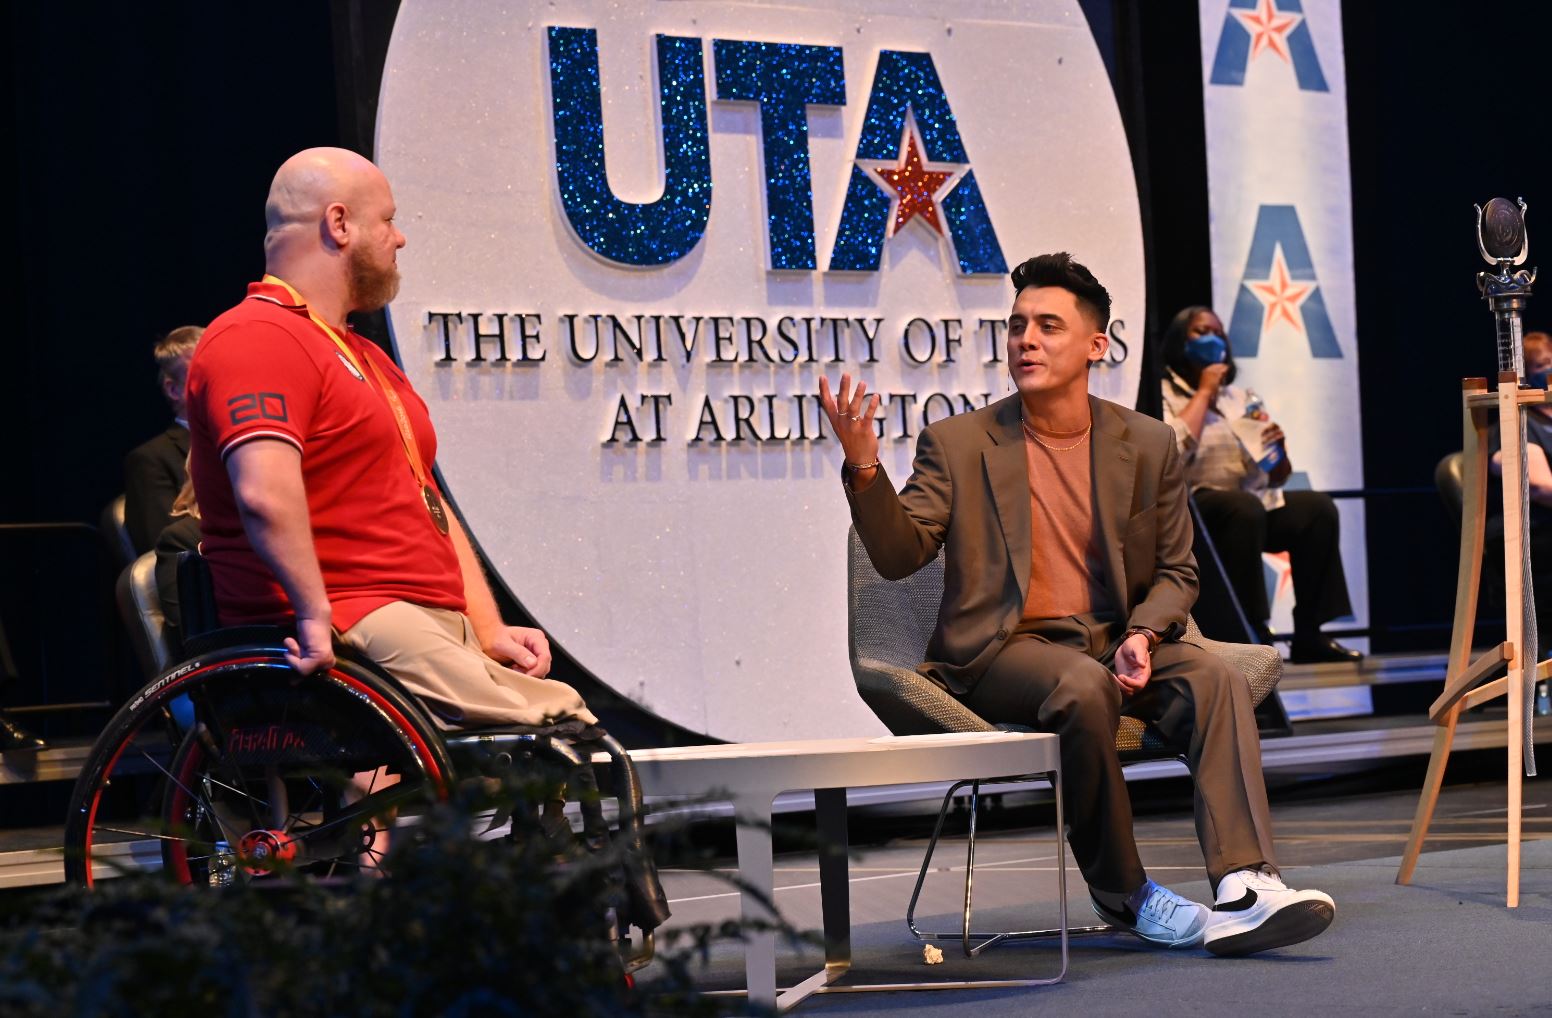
[649,778,1552,1015]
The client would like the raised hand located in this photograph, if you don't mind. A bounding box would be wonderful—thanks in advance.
[1199,362,1230,396]
[817,372,882,468]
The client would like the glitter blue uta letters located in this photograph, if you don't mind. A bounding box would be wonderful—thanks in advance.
[546,27,1006,275]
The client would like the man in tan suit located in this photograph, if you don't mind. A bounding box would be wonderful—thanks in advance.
[820,253,1334,957]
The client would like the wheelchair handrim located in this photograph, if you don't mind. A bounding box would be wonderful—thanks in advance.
[74,655,453,888]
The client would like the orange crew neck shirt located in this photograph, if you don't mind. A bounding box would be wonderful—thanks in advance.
[1020,421,1114,621]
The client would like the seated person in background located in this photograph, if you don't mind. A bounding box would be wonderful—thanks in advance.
[124,326,203,555]
[186,147,594,731]
[1489,330,1552,657]
[153,467,202,655]
[821,253,1334,957]
[1160,306,1361,664]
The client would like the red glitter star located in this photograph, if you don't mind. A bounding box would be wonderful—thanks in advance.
[874,130,954,236]
[1231,0,1302,63]
[1248,246,1314,334]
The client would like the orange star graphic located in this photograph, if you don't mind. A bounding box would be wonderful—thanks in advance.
[1249,246,1314,334]
[1231,0,1302,62]
[874,130,954,236]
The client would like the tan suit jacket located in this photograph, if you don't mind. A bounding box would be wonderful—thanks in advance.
[846,393,1198,695]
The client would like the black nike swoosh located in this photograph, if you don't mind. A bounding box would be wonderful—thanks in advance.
[1214,888,1258,913]
[1093,897,1138,925]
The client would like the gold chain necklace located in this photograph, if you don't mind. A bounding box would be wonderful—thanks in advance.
[1021,417,1092,452]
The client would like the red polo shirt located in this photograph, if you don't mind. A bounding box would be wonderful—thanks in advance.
[186,280,466,630]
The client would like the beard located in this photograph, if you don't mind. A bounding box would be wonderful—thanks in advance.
[348,247,401,312]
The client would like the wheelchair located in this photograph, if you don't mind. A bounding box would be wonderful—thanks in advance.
[64,553,669,969]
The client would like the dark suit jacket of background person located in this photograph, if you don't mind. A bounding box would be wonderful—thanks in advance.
[846,394,1199,696]
[124,424,190,555]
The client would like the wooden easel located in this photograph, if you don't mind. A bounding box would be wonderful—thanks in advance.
[1397,372,1548,906]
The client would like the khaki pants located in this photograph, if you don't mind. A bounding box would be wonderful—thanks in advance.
[340,601,598,730]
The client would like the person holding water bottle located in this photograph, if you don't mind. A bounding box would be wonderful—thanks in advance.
[1160,306,1361,664]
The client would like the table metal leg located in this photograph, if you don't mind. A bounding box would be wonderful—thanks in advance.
[721,789,858,1012]
[814,787,851,975]
[734,794,778,1011]
[706,755,1068,1010]
[766,787,855,1011]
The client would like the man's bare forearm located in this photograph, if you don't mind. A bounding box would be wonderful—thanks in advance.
[1177,388,1212,442]
[226,441,332,624]
[447,512,505,646]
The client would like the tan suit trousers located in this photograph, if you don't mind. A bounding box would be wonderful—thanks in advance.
[340,601,598,730]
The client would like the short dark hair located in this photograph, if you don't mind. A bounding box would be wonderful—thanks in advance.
[1010,252,1111,332]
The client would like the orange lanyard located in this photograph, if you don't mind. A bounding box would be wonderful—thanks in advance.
[259,275,448,535]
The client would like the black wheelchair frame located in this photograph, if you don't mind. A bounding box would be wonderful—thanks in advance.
[63,598,668,970]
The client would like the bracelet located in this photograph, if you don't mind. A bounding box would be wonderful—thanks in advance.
[844,460,881,471]
[1124,626,1160,653]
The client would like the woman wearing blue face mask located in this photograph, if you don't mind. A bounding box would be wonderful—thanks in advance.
[1161,306,1361,664]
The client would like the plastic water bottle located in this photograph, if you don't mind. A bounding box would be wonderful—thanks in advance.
[1244,395,1284,473]
[209,842,236,887]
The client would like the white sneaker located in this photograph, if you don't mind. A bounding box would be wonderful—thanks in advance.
[1092,880,1209,948]
[1203,868,1334,957]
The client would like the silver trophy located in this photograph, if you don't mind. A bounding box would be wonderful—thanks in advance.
[1476,196,1538,776]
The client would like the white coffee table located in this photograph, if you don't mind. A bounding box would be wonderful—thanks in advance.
[626,731,1065,1011]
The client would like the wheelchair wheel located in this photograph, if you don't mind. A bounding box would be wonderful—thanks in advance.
[63,642,455,887]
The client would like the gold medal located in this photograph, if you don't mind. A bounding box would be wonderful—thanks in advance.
[422,484,450,535]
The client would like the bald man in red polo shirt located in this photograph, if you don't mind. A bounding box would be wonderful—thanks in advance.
[186,147,594,730]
